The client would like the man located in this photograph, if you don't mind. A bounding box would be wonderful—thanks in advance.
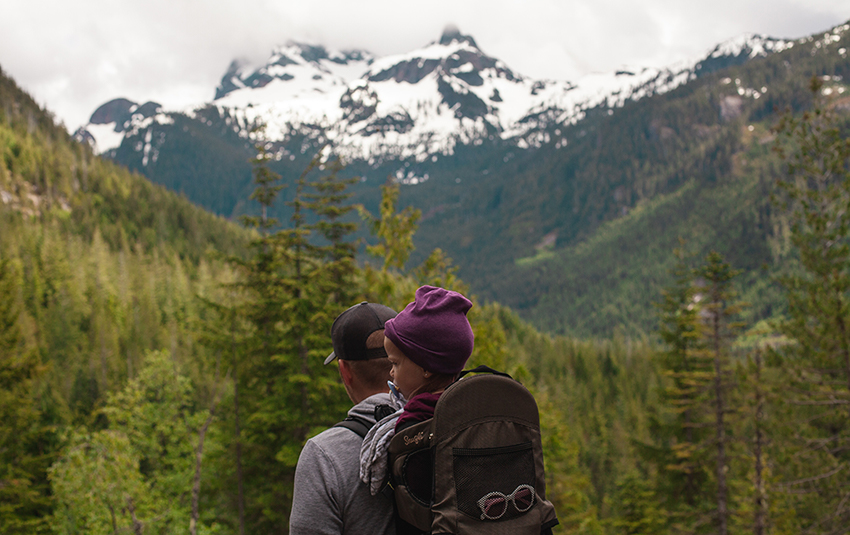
[289,302,397,535]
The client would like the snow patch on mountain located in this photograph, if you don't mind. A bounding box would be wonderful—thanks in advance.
[81,122,126,154]
[708,33,793,59]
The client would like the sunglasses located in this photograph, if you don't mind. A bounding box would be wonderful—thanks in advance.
[476,484,536,520]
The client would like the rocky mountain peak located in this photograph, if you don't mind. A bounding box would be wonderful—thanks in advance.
[213,42,374,100]
[89,98,161,127]
[365,26,514,86]
[439,24,479,49]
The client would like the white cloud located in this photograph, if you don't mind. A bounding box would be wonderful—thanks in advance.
[1,0,847,130]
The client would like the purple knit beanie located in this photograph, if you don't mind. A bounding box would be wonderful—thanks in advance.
[384,285,474,375]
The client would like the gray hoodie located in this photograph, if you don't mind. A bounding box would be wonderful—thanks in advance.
[290,393,395,535]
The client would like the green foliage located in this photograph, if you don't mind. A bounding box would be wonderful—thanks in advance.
[536,390,603,534]
[640,245,715,528]
[217,147,360,532]
[103,350,202,528]
[695,251,744,535]
[50,350,224,535]
[358,181,422,307]
[412,247,465,292]
[0,258,56,534]
[49,430,151,535]
[0,67,241,533]
[610,472,666,535]
[362,181,421,271]
[769,76,850,533]
[773,77,850,388]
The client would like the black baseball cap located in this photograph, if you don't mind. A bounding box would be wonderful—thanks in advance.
[324,302,398,365]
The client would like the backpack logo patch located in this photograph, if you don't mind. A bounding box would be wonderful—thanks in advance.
[403,431,426,446]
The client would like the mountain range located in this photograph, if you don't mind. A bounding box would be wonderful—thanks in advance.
[74,22,850,337]
[78,26,792,164]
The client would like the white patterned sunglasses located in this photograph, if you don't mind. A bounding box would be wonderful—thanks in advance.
[476,484,536,520]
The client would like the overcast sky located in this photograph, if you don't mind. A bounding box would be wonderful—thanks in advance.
[1,0,848,131]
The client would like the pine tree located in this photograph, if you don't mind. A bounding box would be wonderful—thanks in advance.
[195,278,249,534]
[612,471,666,535]
[771,76,850,532]
[644,245,713,532]
[302,156,358,305]
[227,123,287,534]
[0,258,54,534]
[227,144,358,532]
[739,349,771,535]
[359,181,422,307]
[695,251,745,535]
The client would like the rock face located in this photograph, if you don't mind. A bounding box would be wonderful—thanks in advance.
[90,98,136,125]
[89,98,162,127]
[720,95,744,122]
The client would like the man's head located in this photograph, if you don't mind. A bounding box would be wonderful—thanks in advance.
[325,302,397,403]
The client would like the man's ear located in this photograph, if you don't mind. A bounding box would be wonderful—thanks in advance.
[338,359,353,387]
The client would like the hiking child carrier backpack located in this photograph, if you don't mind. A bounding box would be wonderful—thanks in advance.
[387,366,559,535]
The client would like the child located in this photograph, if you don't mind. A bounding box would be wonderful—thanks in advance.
[384,285,474,430]
[360,285,474,494]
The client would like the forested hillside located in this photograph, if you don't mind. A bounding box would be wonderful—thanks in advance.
[4,62,850,535]
[1,65,656,534]
[412,24,850,336]
[88,21,850,339]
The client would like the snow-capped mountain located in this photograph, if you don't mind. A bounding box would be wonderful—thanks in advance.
[76,98,164,155]
[77,25,800,165]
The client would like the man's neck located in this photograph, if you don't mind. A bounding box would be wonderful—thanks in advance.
[352,389,390,405]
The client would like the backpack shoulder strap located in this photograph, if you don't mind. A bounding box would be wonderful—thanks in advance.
[456,364,512,380]
[334,403,395,439]
[333,415,373,439]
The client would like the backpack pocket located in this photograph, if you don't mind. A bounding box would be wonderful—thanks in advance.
[452,442,536,521]
[400,448,433,506]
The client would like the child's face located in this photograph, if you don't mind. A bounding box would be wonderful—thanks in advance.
[385,336,427,399]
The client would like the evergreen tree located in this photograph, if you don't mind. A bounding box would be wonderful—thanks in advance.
[359,181,422,308]
[612,471,666,535]
[695,251,745,535]
[0,258,55,534]
[227,144,358,532]
[224,123,289,533]
[302,156,358,306]
[738,349,773,535]
[49,430,151,535]
[771,76,850,532]
[644,245,713,532]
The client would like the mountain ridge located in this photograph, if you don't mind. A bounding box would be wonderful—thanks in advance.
[75,26,794,164]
